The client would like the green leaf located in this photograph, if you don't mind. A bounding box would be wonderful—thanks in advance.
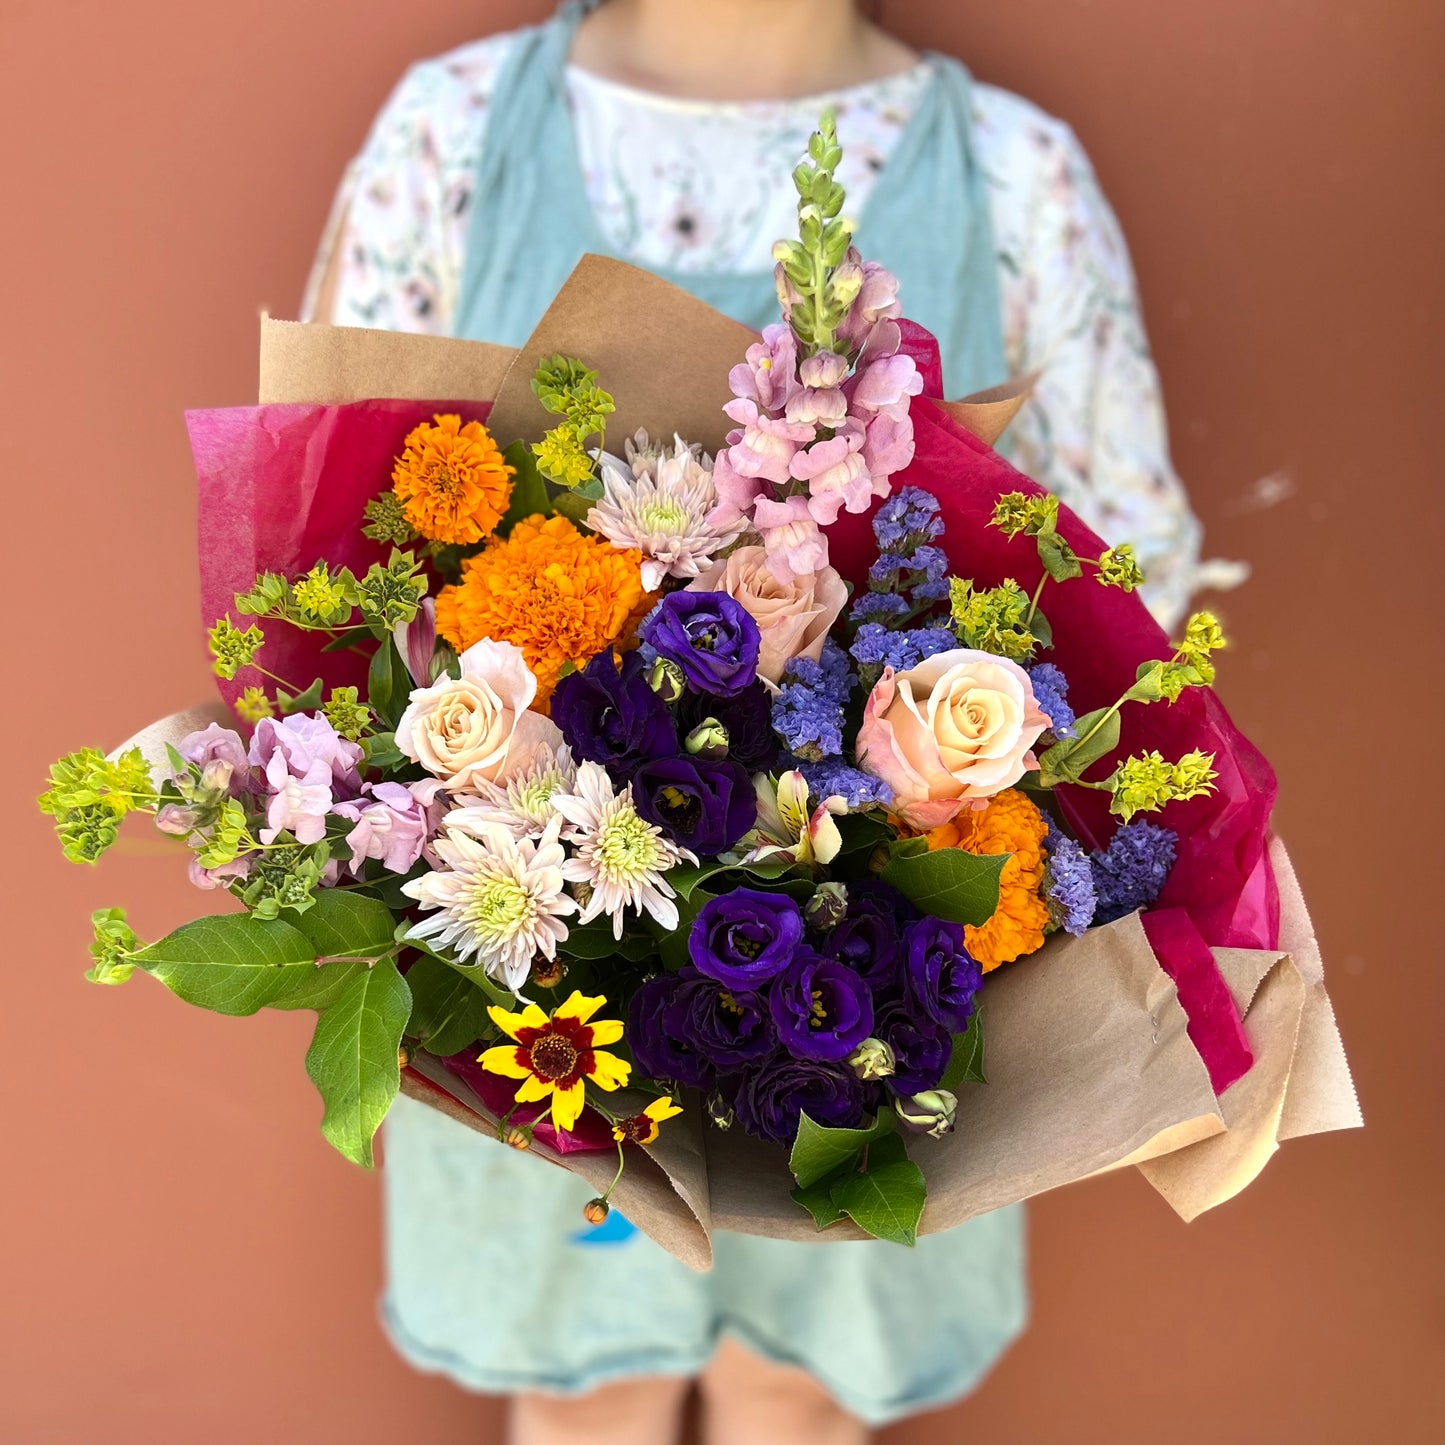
[267,890,399,1011]
[556,920,657,962]
[880,848,1006,927]
[791,1170,849,1230]
[828,1137,926,1246]
[404,932,515,1010]
[939,1013,986,1089]
[1038,706,1122,786]
[131,914,318,1016]
[404,954,492,1056]
[789,1108,897,1190]
[322,625,380,653]
[367,637,409,730]
[499,440,552,534]
[304,957,411,1168]
[361,731,406,772]
[276,676,325,715]
[666,859,792,901]
[833,812,895,859]
[550,490,593,526]
[1036,529,1084,582]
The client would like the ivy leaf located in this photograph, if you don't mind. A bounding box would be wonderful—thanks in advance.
[304,957,411,1168]
[939,1013,986,1089]
[1038,707,1121,786]
[791,1169,849,1230]
[880,848,1005,927]
[789,1108,897,1190]
[405,954,492,1056]
[130,914,317,1016]
[828,1135,926,1246]
[499,441,551,534]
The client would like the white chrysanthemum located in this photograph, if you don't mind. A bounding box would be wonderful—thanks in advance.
[402,814,576,988]
[445,744,577,842]
[553,761,695,939]
[587,429,747,591]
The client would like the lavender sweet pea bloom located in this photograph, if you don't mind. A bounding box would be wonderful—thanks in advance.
[873,999,953,1095]
[690,889,803,990]
[643,592,761,697]
[249,714,364,798]
[550,650,677,775]
[730,1053,865,1143]
[330,781,433,876]
[903,916,984,1033]
[633,756,756,857]
[770,950,875,1061]
[667,966,776,1071]
[178,723,250,796]
[629,973,712,1089]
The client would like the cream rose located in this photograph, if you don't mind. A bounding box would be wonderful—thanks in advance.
[856,649,1050,829]
[396,637,562,791]
[688,545,847,684]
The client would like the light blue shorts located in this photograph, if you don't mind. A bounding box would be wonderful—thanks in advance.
[380,1093,1028,1427]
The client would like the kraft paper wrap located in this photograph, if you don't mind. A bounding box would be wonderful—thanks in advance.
[130,256,1357,1269]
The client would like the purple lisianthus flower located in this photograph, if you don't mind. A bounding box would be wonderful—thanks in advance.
[729,1053,865,1143]
[643,592,761,697]
[628,973,713,1089]
[330,781,433,876]
[666,967,776,1071]
[550,650,676,775]
[872,999,953,1096]
[690,889,803,990]
[770,949,875,1061]
[903,916,984,1033]
[822,886,911,992]
[675,681,779,772]
[633,756,756,857]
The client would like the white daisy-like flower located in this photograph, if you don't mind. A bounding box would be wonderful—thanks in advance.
[402,814,576,989]
[445,743,577,842]
[553,761,695,939]
[586,429,748,591]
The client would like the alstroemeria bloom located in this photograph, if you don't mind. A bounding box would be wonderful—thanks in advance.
[479,991,631,1134]
[742,770,845,868]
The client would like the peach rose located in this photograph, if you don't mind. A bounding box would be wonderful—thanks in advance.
[688,545,847,684]
[396,637,562,791]
[856,649,1050,829]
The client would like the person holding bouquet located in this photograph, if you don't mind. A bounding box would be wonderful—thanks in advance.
[306,2,1230,1440]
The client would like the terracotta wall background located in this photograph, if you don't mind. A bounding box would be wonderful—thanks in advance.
[3,1,1441,1440]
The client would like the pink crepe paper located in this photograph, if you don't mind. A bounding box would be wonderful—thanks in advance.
[437,1051,620,1154]
[829,323,1270,1094]
[185,399,489,710]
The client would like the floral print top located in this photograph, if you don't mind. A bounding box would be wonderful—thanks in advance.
[305,33,1233,627]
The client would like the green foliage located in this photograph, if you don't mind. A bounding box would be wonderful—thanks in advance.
[789,1119,927,1246]
[39,747,156,864]
[87,907,140,986]
[304,957,411,1168]
[989,490,1081,581]
[323,686,372,742]
[1038,706,1123,787]
[275,676,325,715]
[129,913,320,1015]
[948,578,1041,661]
[236,839,330,920]
[1096,543,1145,592]
[355,550,428,631]
[790,1108,897,1190]
[208,617,265,679]
[498,440,552,534]
[361,491,417,546]
[291,562,358,626]
[939,1013,986,1089]
[405,954,493,1056]
[367,636,410,730]
[555,920,658,962]
[530,354,615,487]
[1106,749,1218,822]
[880,846,1006,928]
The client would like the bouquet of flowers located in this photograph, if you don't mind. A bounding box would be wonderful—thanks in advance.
[43,119,1357,1265]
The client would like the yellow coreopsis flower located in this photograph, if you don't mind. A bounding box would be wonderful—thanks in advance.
[479,990,631,1134]
[612,1096,684,1146]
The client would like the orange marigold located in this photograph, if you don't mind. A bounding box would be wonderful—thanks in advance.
[926,789,1050,972]
[392,413,514,545]
[435,514,649,701]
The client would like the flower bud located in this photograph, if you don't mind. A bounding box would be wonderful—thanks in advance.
[530,957,568,990]
[867,845,891,876]
[199,759,235,795]
[896,1089,958,1139]
[804,882,849,933]
[683,718,729,760]
[397,1044,413,1070]
[503,1126,531,1151]
[706,1091,735,1131]
[829,258,865,309]
[154,803,200,837]
[647,656,685,705]
[582,1197,611,1226]
[847,1037,896,1082]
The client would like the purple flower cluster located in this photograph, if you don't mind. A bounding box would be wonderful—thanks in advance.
[1091,820,1178,924]
[849,623,957,674]
[550,594,764,859]
[1042,817,1097,936]
[1027,663,1077,740]
[770,640,853,763]
[630,881,984,1145]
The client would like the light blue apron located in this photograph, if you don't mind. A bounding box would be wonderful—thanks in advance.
[382,4,1026,1425]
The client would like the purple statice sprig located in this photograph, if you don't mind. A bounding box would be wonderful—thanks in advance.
[1027,661,1076,740]
[849,488,954,636]
[1091,819,1178,924]
[771,640,853,763]
[849,624,957,694]
[1042,817,1097,935]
